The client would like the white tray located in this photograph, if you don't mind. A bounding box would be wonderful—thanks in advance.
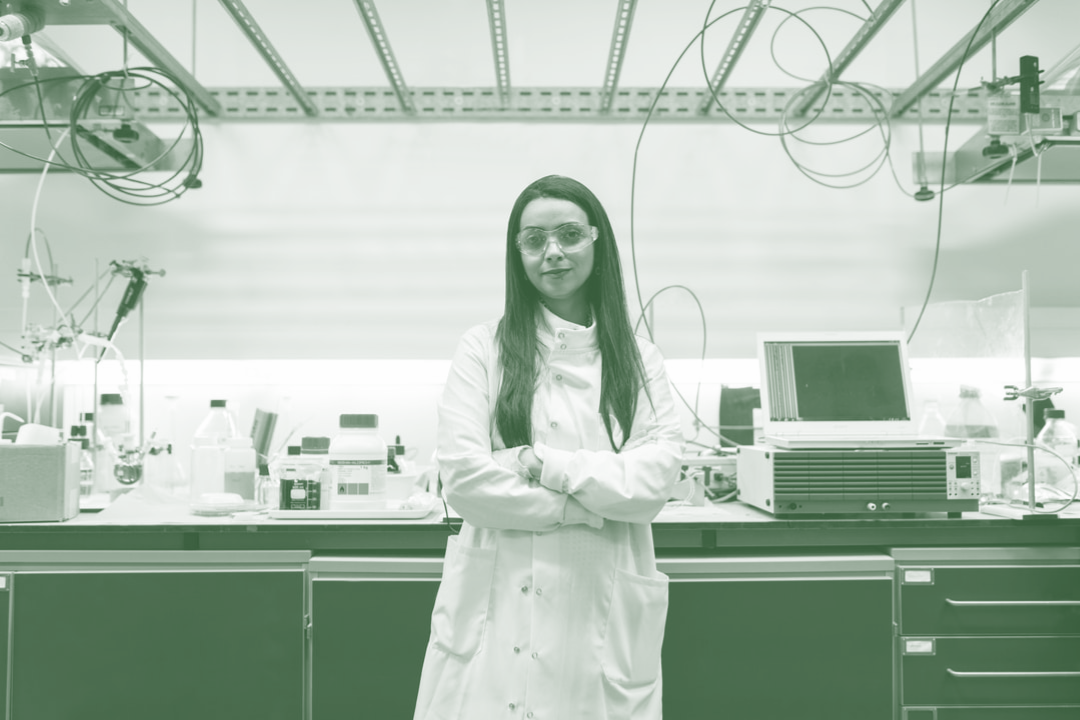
[268,495,438,520]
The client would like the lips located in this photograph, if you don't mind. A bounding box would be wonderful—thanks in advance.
[543,269,571,277]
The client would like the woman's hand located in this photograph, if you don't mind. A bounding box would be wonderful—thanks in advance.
[520,446,543,481]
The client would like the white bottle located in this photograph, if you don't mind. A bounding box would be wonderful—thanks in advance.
[94,393,131,493]
[329,414,387,509]
[189,399,239,504]
[1034,409,1079,492]
[224,437,256,500]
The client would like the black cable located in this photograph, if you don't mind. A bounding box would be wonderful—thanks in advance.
[906,0,1004,345]
[0,67,203,205]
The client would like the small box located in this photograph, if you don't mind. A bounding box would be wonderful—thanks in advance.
[0,443,81,522]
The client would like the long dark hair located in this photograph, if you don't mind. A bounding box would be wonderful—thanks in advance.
[495,175,648,452]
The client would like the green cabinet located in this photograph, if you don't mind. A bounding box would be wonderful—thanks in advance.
[660,555,895,720]
[1,551,308,720]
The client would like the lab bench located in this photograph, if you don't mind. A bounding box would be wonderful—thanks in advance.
[0,505,1076,720]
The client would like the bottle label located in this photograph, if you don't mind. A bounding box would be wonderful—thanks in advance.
[331,458,386,496]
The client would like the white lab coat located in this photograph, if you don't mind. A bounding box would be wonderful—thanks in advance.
[414,306,684,720]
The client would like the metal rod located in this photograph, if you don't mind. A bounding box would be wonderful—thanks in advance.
[1023,269,1036,512]
[485,0,510,107]
[352,0,415,114]
[215,0,318,117]
[698,0,771,115]
[948,669,1080,678]
[889,0,1041,118]
[788,0,907,117]
[139,285,144,450]
[946,599,1080,606]
[600,0,639,114]
[97,0,222,116]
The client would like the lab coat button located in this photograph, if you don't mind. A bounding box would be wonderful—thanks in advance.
[555,374,562,381]
[509,702,516,710]
[513,646,521,654]
[531,652,538,659]
[527,713,534,719]
[520,585,529,594]
[558,333,565,339]
[550,421,558,429]
[535,588,542,596]
[560,344,567,350]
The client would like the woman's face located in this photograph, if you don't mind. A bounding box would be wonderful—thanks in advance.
[518,197,596,306]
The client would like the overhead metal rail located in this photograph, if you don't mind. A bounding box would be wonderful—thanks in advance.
[788,0,907,117]
[698,0,771,115]
[889,0,1041,117]
[351,0,415,115]
[62,85,986,122]
[216,0,317,117]
[485,0,510,107]
[599,0,638,114]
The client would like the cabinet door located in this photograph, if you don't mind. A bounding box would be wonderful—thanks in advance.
[662,577,894,720]
[311,577,439,720]
[11,570,304,720]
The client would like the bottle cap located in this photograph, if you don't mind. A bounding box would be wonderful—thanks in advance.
[100,393,124,405]
[80,438,91,450]
[80,412,94,422]
[287,445,301,456]
[210,399,227,408]
[301,436,331,454]
[340,414,378,429]
[1044,408,1065,420]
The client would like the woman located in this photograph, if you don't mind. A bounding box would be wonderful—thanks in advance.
[414,175,684,719]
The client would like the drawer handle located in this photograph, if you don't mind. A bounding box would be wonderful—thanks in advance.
[945,599,1080,607]
[947,669,1080,678]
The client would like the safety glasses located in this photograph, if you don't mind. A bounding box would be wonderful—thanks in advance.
[515,222,599,257]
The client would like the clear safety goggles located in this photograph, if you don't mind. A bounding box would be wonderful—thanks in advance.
[515,222,599,257]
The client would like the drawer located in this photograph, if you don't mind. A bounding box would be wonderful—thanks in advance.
[899,565,1080,635]
[901,636,1080,706]
[903,707,1080,720]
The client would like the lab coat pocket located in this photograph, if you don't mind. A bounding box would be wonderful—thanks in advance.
[601,568,669,687]
[431,536,497,660]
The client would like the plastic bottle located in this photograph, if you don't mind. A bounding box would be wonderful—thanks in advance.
[328,414,387,509]
[94,394,131,493]
[917,400,947,437]
[224,437,257,500]
[944,386,999,439]
[78,438,94,497]
[189,399,239,504]
[1034,409,1079,492]
[256,463,278,509]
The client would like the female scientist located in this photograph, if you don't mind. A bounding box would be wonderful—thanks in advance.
[414,175,684,719]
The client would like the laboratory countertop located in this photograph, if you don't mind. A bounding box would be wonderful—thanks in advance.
[0,488,1077,553]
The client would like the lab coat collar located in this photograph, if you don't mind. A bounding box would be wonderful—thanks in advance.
[537,303,598,351]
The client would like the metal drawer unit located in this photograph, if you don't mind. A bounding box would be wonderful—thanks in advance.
[893,547,1080,720]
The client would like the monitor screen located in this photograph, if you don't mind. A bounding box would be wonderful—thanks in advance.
[765,341,909,422]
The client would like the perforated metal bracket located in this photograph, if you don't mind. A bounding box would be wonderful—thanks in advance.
[117,85,990,122]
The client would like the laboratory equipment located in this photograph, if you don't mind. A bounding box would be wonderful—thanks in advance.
[328,414,387,509]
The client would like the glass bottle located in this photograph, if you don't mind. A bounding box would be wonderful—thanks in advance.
[1034,408,1079,493]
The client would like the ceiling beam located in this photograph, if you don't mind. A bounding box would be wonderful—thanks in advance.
[351,0,414,114]
[889,0,1041,118]
[96,0,222,117]
[215,0,317,117]
[485,0,510,107]
[599,0,638,114]
[698,0,771,115]
[788,0,906,117]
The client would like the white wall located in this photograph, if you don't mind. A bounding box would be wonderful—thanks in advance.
[2,119,1078,365]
